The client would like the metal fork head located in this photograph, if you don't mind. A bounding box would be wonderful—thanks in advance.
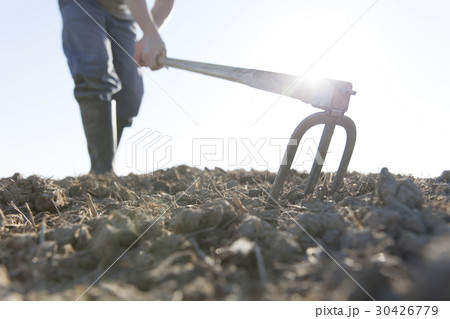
[268,110,357,204]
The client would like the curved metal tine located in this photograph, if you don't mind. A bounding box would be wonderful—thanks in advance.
[269,112,332,203]
[304,122,336,195]
[330,116,357,193]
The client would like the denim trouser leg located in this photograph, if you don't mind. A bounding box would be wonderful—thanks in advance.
[108,19,144,121]
[59,0,143,120]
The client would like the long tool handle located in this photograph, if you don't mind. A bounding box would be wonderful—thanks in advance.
[157,56,313,103]
[157,56,355,113]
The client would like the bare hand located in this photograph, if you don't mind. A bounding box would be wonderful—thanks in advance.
[134,34,166,70]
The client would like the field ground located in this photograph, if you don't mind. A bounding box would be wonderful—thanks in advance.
[0,166,449,300]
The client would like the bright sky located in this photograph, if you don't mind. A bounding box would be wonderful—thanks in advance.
[1,0,449,179]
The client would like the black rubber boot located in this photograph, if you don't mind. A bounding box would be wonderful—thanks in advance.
[79,98,115,175]
[116,117,133,147]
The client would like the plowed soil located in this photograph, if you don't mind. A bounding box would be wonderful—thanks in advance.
[0,166,449,300]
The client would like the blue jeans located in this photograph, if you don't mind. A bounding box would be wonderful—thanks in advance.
[59,0,143,120]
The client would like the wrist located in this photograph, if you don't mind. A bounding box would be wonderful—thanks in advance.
[142,33,164,47]
[141,23,159,38]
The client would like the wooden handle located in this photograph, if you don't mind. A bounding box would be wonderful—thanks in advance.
[157,56,313,103]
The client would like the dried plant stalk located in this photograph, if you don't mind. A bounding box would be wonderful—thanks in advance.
[86,193,98,217]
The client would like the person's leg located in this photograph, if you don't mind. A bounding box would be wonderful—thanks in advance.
[116,117,133,143]
[59,0,122,101]
[78,99,114,174]
[59,0,120,174]
[107,16,144,146]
